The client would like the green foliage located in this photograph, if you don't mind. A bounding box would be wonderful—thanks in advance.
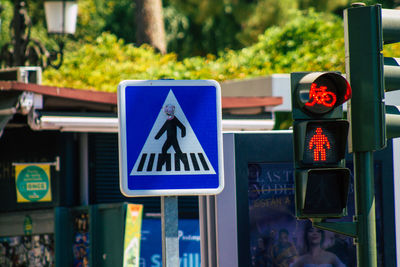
[298,0,349,12]
[0,0,13,48]
[101,0,135,43]
[235,0,298,46]
[219,9,346,77]
[383,42,400,58]
[74,0,111,43]
[165,0,242,56]
[164,0,351,57]
[166,0,284,56]
[273,112,293,130]
[1,0,398,61]
[163,5,192,57]
[43,9,346,92]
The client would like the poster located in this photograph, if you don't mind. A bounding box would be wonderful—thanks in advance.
[140,219,200,267]
[123,204,143,267]
[0,234,54,266]
[14,164,52,203]
[73,212,89,267]
[247,162,357,267]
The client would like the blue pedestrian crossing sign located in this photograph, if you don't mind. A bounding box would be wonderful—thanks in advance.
[118,80,224,196]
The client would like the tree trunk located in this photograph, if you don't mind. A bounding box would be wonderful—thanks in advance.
[135,0,167,54]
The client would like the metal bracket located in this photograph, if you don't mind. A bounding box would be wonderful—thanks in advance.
[312,220,358,238]
[18,91,34,115]
[12,156,60,172]
[386,105,400,138]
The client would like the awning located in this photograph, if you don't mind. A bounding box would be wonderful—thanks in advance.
[30,113,275,132]
[30,113,119,133]
[0,93,20,136]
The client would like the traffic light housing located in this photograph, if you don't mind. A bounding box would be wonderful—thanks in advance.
[344,4,386,151]
[345,5,400,146]
[291,72,351,219]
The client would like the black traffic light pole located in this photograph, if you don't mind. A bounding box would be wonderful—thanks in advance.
[345,3,400,266]
[344,5,383,267]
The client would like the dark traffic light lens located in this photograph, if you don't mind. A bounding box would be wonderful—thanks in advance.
[303,168,350,215]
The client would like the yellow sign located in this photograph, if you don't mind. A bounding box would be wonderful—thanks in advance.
[123,204,143,267]
[15,164,52,203]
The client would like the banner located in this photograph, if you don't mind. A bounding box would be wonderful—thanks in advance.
[73,212,89,267]
[123,204,144,267]
[247,162,357,267]
[140,219,201,267]
[14,164,52,203]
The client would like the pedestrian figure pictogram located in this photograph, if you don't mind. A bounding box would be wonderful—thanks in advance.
[308,127,331,162]
[155,103,190,171]
[155,104,186,154]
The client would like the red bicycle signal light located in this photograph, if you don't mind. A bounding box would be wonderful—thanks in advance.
[296,72,352,115]
[305,83,337,108]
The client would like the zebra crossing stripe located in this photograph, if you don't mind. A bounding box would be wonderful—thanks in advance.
[157,154,171,172]
[175,153,190,171]
[198,153,209,171]
[136,153,211,173]
[147,153,156,172]
[137,154,147,172]
[190,153,200,171]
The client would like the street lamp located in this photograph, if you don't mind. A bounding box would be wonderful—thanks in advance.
[44,0,78,34]
[0,0,78,69]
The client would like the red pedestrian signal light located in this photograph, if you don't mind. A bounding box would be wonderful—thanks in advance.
[295,121,349,166]
[308,127,331,162]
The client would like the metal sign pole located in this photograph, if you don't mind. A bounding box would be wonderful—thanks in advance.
[199,195,218,267]
[199,196,209,267]
[161,196,179,267]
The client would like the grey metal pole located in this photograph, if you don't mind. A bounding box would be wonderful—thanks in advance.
[199,195,218,267]
[161,196,180,267]
[79,133,89,205]
[199,196,209,267]
[206,196,217,267]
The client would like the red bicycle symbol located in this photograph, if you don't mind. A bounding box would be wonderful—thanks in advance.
[305,83,337,107]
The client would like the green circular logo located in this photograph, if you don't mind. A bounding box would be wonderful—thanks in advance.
[17,166,50,202]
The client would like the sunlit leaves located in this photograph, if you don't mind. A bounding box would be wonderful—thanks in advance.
[43,10,345,92]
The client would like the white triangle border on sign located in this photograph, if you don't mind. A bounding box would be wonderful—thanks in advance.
[130,89,216,176]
